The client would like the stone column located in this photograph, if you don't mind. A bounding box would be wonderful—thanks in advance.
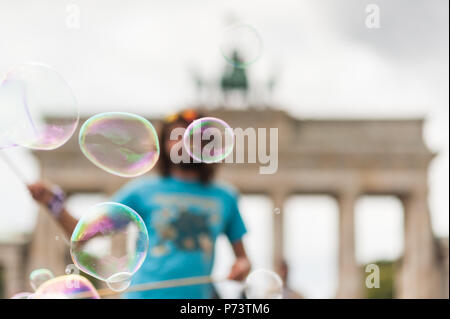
[398,190,440,298]
[336,190,362,298]
[2,245,26,297]
[271,191,286,269]
[442,242,449,299]
[26,207,69,289]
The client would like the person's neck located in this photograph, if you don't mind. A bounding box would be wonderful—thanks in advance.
[170,167,200,182]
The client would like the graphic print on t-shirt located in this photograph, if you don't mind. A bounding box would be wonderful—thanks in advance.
[150,194,222,258]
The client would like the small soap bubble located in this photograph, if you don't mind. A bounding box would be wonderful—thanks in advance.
[65,264,79,275]
[183,117,234,163]
[29,268,54,291]
[106,272,132,292]
[244,269,283,299]
[219,23,263,69]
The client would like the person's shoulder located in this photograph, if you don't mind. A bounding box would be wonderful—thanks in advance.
[122,175,165,191]
[208,181,239,200]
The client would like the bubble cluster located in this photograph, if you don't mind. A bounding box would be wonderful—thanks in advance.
[244,269,283,299]
[219,23,263,69]
[183,117,234,163]
[29,268,54,291]
[70,202,149,284]
[79,112,160,177]
[31,275,100,299]
[0,63,79,150]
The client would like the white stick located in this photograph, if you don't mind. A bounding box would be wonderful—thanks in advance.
[75,275,228,299]
[0,151,27,184]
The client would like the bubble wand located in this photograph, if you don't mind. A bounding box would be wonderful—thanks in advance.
[75,275,229,299]
[0,151,27,184]
[0,150,66,218]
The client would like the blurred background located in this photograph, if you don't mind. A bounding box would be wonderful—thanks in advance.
[0,0,448,299]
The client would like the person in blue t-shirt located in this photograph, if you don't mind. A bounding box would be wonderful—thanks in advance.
[28,109,251,299]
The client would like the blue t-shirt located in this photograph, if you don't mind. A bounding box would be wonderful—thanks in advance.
[110,175,247,299]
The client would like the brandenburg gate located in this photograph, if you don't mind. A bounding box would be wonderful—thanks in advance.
[10,109,446,298]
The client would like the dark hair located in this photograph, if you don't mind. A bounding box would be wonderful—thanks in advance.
[157,110,217,184]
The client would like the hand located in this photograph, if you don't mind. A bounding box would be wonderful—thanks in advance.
[227,257,251,281]
[28,182,76,234]
[27,182,55,206]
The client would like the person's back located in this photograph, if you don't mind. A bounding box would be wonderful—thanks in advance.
[113,175,246,298]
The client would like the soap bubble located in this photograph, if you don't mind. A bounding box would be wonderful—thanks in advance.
[29,268,54,291]
[219,23,263,69]
[10,292,33,299]
[244,269,283,299]
[106,271,132,292]
[79,112,160,177]
[65,264,80,276]
[183,117,234,163]
[0,62,79,150]
[31,275,100,299]
[70,202,149,283]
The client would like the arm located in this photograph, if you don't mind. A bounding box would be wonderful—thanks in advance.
[223,188,251,281]
[54,208,78,236]
[227,240,251,281]
[28,182,78,236]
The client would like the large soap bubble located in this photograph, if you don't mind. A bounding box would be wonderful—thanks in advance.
[31,275,100,299]
[244,269,283,299]
[29,268,54,291]
[0,62,79,150]
[70,202,149,288]
[79,112,160,177]
[183,117,234,163]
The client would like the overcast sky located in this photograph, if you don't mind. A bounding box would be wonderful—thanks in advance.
[0,0,448,298]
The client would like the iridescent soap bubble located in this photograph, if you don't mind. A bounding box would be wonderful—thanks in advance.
[0,62,79,150]
[183,117,234,163]
[219,23,263,69]
[31,275,100,299]
[106,271,132,292]
[70,202,149,284]
[29,268,54,291]
[244,269,283,299]
[65,264,80,276]
[79,112,160,177]
[10,292,33,299]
